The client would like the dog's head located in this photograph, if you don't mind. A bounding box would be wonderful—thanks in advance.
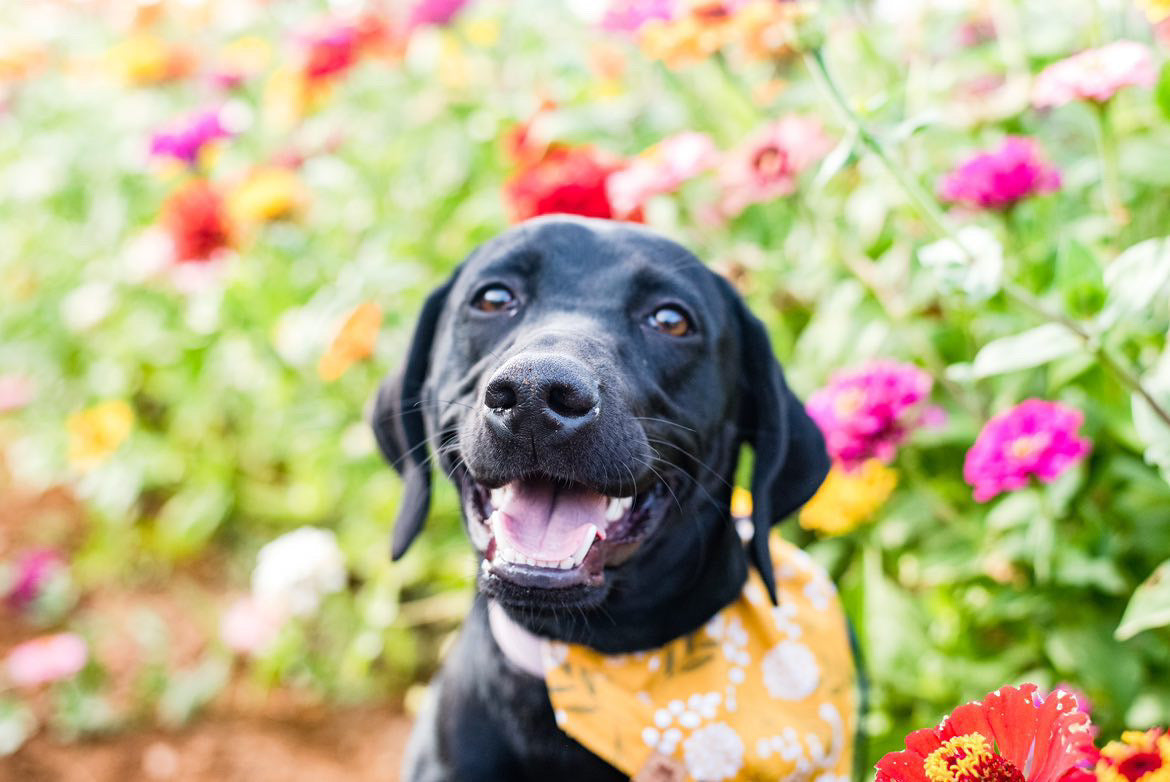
[373,216,828,649]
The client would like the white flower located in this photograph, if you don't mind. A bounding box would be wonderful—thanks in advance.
[762,641,821,701]
[683,723,744,781]
[61,281,116,332]
[251,527,347,617]
[918,226,1005,301]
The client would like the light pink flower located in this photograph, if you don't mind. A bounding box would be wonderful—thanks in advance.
[407,0,471,29]
[5,549,65,611]
[1032,40,1157,108]
[606,131,718,217]
[964,399,1092,502]
[4,633,88,688]
[718,116,833,218]
[601,0,676,32]
[219,596,288,656]
[807,361,943,469]
[0,374,34,413]
[939,137,1061,210]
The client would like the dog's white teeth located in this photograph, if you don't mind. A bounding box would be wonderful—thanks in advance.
[605,495,634,522]
[567,525,599,568]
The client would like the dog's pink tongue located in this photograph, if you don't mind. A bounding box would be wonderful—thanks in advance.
[492,479,606,561]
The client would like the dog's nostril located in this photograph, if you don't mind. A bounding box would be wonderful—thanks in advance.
[485,379,518,410]
[547,382,597,418]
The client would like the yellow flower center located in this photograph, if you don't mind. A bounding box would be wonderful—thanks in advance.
[833,388,865,418]
[923,734,1024,782]
[1008,433,1049,460]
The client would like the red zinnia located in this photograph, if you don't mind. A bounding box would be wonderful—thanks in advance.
[161,180,233,263]
[876,684,1094,782]
[504,145,638,222]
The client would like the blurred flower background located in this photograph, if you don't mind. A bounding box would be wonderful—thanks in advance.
[2,0,1170,779]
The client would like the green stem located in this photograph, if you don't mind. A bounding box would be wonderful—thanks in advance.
[1094,102,1128,227]
[804,47,1170,431]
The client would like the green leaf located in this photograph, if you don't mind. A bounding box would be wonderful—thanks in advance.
[1100,237,1170,329]
[1131,345,1170,486]
[1117,560,1170,641]
[971,324,1082,379]
[1156,62,1170,123]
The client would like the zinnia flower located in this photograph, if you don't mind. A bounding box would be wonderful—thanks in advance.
[407,0,471,29]
[1139,0,1170,22]
[505,145,634,222]
[4,550,65,612]
[220,596,288,656]
[106,33,193,86]
[807,361,942,469]
[318,300,382,381]
[161,180,233,263]
[150,108,231,166]
[4,633,88,688]
[939,137,1061,210]
[718,116,833,218]
[639,0,808,66]
[963,399,1091,503]
[606,131,717,218]
[876,684,1094,782]
[301,23,362,82]
[1032,41,1157,108]
[799,460,898,536]
[227,167,305,225]
[252,527,347,617]
[1097,729,1170,782]
[0,374,33,413]
[67,400,135,471]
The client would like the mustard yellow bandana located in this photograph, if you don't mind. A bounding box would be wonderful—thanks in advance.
[539,536,856,782]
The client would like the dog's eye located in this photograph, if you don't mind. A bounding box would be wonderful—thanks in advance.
[646,306,693,337]
[471,284,518,314]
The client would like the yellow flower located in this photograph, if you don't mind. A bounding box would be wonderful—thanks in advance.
[799,459,897,536]
[639,0,812,67]
[1139,0,1170,22]
[227,167,305,226]
[730,486,754,518]
[318,301,382,382]
[106,34,190,86]
[67,401,134,471]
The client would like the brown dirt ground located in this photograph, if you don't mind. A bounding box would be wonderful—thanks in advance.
[1,467,412,782]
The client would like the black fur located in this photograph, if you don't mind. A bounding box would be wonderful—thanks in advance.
[372,216,831,780]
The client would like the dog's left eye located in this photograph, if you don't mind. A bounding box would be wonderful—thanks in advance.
[471,284,518,314]
[646,306,693,337]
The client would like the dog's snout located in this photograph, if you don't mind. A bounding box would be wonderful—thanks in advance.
[484,354,600,439]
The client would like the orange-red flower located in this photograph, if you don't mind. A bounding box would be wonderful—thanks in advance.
[161,180,233,263]
[1097,729,1170,782]
[876,685,1094,782]
[318,301,383,382]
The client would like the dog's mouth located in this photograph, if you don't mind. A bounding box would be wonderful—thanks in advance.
[463,472,671,592]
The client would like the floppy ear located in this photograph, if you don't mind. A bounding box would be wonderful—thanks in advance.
[371,273,459,561]
[728,283,831,603]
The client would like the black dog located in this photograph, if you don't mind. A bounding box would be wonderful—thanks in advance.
[373,216,832,781]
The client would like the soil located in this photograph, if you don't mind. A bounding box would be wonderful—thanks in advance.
[0,468,413,782]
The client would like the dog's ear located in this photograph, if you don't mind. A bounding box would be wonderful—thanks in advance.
[371,272,459,561]
[725,280,830,603]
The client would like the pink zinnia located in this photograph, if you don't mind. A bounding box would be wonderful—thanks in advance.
[4,633,88,688]
[407,0,471,29]
[149,109,231,166]
[606,131,718,217]
[718,116,833,218]
[1032,40,1157,108]
[0,374,34,413]
[601,0,676,32]
[807,360,942,469]
[301,24,361,82]
[219,596,288,656]
[876,684,1094,782]
[964,399,1091,502]
[5,549,65,612]
[939,137,1061,210]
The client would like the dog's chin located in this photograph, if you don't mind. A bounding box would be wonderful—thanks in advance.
[456,465,673,613]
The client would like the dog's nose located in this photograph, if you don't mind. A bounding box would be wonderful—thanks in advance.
[484,354,600,440]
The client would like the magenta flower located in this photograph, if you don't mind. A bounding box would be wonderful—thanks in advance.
[4,549,65,612]
[601,0,676,33]
[606,131,718,217]
[0,374,33,413]
[407,0,471,29]
[4,633,88,688]
[964,399,1091,502]
[149,109,231,166]
[807,361,943,469]
[718,116,833,218]
[1032,40,1157,108]
[939,137,1061,210]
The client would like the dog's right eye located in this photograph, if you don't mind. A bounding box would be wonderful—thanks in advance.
[471,284,518,314]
